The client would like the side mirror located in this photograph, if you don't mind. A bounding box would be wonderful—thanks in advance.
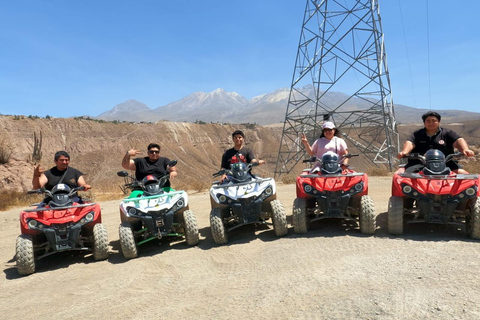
[117,171,129,177]
[168,160,178,167]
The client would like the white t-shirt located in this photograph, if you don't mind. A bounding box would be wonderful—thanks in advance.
[311,137,348,159]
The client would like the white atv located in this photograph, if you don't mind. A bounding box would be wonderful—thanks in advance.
[209,161,288,244]
[117,160,199,259]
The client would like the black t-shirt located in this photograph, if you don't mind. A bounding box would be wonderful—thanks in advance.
[406,127,460,169]
[221,147,255,169]
[133,157,171,187]
[44,166,83,191]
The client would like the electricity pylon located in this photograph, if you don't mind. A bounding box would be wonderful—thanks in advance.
[275,0,399,177]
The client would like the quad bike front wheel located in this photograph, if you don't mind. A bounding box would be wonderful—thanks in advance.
[16,234,35,276]
[292,197,308,234]
[359,195,376,235]
[467,198,480,240]
[388,196,404,235]
[271,199,288,237]
[93,223,109,260]
[183,210,200,246]
[119,222,138,259]
[210,208,228,245]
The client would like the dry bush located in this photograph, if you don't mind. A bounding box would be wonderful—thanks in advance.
[91,181,127,201]
[0,134,13,164]
[279,172,297,184]
[462,159,480,174]
[365,166,392,177]
[0,190,41,211]
[175,179,211,193]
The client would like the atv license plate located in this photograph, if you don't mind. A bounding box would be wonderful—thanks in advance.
[149,198,165,207]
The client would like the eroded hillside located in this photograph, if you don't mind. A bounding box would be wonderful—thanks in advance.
[0,117,283,193]
[2,116,480,195]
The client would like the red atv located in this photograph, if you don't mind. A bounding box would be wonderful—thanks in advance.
[388,150,480,238]
[292,152,376,235]
[15,184,109,275]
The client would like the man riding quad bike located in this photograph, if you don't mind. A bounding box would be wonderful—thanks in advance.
[16,184,109,275]
[209,161,288,245]
[117,160,199,259]
[292,152,376,235]
[388,150,480,238]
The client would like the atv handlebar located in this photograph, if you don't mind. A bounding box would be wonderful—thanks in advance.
[27,186,86,197]
[27,188,45,195]
[302,153,358,163]
[212,162,258,178]
[403,151,462,164]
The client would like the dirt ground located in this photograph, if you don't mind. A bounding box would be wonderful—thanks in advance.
[1,176,480,319]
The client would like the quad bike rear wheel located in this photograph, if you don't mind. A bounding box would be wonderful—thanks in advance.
[93,223,109,260]
[292,197,308,234]
[183,210,200,246]
[16,234,35,276]
[467,198,480,240]
[388,196,404,235]
[359,195,376,235]
[119,221,138,259]
[210,208,228,245]
[271,199,288,237]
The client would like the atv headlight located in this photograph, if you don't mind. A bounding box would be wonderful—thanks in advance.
[265,186,273,196]
[219,195,227,203]
[128,207,137,216]
[28,219,38,229]
[175,198,185,210]
[304,185,312,193]
[466,188,476,196]
[403,185,412,194]
[85,212,94,221]
[354,183,363,191]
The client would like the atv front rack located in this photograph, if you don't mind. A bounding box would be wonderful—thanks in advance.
[23,203,97,212]
[300,172,365,179]
[399,173,479,180]
[211,178,272,189]
[122,190,184,202]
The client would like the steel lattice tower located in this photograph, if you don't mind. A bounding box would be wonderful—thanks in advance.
[275,0,399,176]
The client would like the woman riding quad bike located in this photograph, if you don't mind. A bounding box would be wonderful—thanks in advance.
[292,152,376,235]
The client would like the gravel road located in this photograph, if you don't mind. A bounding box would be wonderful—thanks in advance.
[1,176,480,319]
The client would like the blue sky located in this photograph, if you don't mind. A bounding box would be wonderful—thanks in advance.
[1,0,479,118]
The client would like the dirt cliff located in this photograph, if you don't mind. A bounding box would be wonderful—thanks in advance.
[2,116,479,194]
[0,116,283,193]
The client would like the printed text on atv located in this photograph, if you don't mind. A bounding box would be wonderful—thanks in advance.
[16,185,108,275]
[293,154,376,235]
[388,151,480,238]
[209,162,287,244]
[117,165,199,259]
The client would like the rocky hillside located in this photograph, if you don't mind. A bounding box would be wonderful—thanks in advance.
[2,116,480,194]
[0,116,283,193]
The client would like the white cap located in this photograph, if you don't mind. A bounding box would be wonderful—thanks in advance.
[322,121,335,129]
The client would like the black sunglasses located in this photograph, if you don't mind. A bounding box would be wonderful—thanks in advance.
[148,150,160,154]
